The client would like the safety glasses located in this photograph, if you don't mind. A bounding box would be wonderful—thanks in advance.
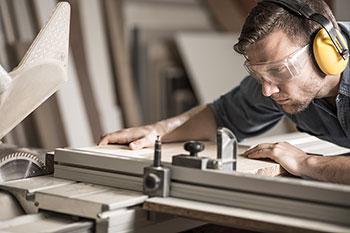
[244,44,310,84]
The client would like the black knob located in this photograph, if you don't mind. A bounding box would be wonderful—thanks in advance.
[145,173,160,191]
[184,141,205,157]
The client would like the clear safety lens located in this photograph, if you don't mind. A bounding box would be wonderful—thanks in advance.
[244,45,310,84]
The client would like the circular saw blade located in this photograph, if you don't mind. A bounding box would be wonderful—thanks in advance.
[0,151,45,182]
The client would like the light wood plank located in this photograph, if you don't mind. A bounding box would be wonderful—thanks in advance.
[78,0,122,134]
[78,142,283,176]
[241,132,350,156]
[102,0,142,127]
[66,0,103,142]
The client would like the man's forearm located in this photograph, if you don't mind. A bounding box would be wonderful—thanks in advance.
[301,155,350,184]
[157,104,217,142]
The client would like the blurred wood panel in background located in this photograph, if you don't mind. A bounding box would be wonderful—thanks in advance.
[77,0,122,135]
[102,0,142,127]
[65,0,103,142]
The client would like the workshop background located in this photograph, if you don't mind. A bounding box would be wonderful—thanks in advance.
[0,0,348,149]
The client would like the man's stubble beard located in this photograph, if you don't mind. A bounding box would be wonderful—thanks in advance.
[281,99,312,114]
[280,76,322,114]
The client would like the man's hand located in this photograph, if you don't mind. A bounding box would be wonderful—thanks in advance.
[98,123,165,150]
[244,142,310,176]
[98,105,217,150]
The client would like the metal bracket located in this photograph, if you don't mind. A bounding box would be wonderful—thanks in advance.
[214,127,237,171]
[172,128,237,171]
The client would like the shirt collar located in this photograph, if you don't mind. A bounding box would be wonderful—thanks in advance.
[339,63,350,96]
[338,23,350,97]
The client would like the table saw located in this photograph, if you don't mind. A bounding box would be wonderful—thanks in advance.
[1,2,350,233]
[1,131,350,233]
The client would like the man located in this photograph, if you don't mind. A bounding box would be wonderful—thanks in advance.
[100,0,350,184]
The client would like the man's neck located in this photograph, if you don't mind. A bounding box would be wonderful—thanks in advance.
[320,74,341,107]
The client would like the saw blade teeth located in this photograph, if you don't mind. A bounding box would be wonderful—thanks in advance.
[0,151,45,168]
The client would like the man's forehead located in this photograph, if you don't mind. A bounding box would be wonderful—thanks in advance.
[246,30,300,63]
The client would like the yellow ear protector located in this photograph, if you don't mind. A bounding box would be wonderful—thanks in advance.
[263,0,349,75]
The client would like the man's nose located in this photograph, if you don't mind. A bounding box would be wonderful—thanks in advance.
[261,80,279,97]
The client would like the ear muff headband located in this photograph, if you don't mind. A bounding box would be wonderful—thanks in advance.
[262,0,349,75]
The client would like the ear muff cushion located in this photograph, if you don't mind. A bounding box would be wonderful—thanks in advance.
[313,28,349,75]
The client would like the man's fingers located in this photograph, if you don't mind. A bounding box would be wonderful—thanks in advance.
[98,136,109,146]
[244,143,277,160]
[129,137,153,150]
[98,130,144,146]
[244,143,272,155]
[246,150,270,159]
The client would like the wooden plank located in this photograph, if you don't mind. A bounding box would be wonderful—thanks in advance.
[123,1,213,33]
[102,0,141,127]
[144,197,350,233]
[240,132,350,156]
[77,0,123,134]
[175,33,246,104]
[125,1,213,123]
[335,0,350,20]
[206,0,245,32]
[65,0,103,142]
[78,142,283,176]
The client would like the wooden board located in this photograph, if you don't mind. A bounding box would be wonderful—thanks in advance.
[66,0,103,142]
[77,0,122,134]
[102,0,142,127]
[206,0,245,32]
[144,197,350,233]
[335,1,350,20]
[79,142,283,176]
[125,1,214,123]
[175,33,246,104]
[241,132,350,156]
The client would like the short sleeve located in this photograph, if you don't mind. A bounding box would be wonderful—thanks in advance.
[210,76,284,141]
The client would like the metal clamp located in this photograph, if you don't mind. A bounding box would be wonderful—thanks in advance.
[171,128,237,171]
[143,136,171,197]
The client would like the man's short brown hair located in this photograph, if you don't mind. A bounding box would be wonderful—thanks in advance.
[234,0,338,55]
